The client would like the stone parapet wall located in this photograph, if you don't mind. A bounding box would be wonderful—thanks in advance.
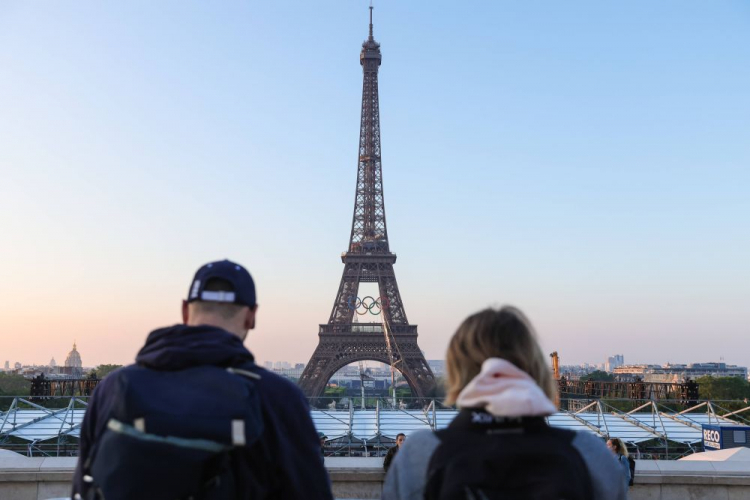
[0,452,77,500]
[0,452,748,500]
[632,459,750,500]
[327,457,385,499]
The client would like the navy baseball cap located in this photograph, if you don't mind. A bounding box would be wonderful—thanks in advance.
[187,259,256,308]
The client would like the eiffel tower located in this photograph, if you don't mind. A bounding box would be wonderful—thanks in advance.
[298,7,436,402]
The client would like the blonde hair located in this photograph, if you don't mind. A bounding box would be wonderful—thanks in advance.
[609,438,629,457]
[444,306,556,406]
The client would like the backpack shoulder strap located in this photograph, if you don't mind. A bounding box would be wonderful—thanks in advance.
[226,366,261,380]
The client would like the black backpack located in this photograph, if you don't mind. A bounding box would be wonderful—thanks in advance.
[627,456,635,486]
[81,363,264,500]
[425,411,593,500]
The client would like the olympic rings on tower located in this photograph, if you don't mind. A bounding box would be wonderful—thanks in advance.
[347,295,390,315]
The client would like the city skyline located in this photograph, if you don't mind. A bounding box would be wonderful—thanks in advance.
[1,2,749,370]
[4,347,749,378]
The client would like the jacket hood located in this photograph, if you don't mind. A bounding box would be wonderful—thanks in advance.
[135,324,254,370]
[456,358,556,417]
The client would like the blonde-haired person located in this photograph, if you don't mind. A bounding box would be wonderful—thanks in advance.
[382,307,627,500]
[607,437,632,489]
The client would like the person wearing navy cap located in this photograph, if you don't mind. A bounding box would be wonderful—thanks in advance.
[73,260,333,500]
[183,259,259,340]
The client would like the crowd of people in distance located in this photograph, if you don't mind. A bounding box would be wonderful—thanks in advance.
[71,259,632,500]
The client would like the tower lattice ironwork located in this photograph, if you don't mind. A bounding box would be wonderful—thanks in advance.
[298,8,435,402]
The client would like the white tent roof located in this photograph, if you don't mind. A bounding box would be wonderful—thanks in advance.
[1,398,747,446]
[310,408,740,445]
[680,447,750,462]
[0,402,85,443]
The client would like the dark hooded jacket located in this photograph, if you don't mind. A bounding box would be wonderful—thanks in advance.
[72,324,332,499]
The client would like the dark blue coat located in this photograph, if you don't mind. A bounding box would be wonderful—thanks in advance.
[72,324,332,499]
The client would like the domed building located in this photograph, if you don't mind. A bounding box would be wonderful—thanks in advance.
[64,342,83,376]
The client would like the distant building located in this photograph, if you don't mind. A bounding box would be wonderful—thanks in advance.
[64,342,83,376]
[559,364,600,379]
[49,357,57,368]
[606,354,624,372]
[14,362,22,370]
[273,366,304,381]
[614,362,748,382]
[263,361,273,370]
[4,361,8,370]
[294,363,305,370]
[428,360,446,377]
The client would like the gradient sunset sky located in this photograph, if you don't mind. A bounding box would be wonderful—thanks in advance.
[1,1,748,370]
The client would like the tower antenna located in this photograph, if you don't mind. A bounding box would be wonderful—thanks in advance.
[369,3,374,40]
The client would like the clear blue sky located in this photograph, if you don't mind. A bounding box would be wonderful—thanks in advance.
[1,1,748,370]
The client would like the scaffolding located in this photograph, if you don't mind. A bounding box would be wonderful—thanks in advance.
[3,396,749,459]
[0,397,87,457]
[313,398,750,459]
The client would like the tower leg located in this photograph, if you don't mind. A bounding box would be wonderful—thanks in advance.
[298,333,436,406]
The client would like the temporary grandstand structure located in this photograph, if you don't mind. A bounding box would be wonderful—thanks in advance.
[2,396,750,458]
[0,397,86,456]
[312,399,750,459]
